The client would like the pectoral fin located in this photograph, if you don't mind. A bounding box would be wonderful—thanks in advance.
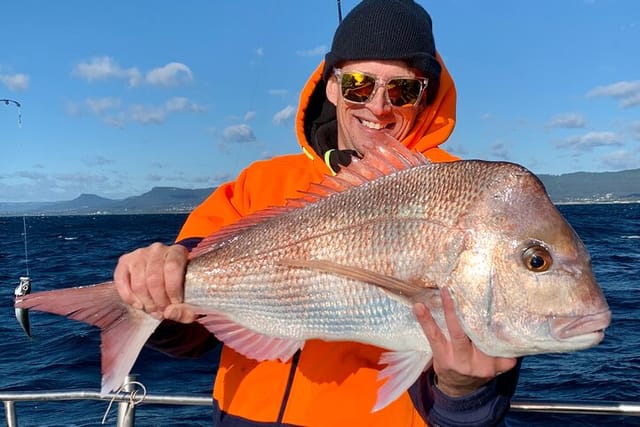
[374,350,432,412]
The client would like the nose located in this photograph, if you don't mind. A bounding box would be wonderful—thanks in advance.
[367,86,392,115]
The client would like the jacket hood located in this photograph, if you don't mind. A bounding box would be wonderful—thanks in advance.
[295,52,458,174]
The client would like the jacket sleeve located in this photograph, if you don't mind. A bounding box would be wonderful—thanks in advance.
[410,359,522,427]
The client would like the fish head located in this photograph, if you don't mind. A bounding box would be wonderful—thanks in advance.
[448,162,611,358]
[14,276,32,297]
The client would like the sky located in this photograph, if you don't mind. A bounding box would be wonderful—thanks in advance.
[1,0,639,202]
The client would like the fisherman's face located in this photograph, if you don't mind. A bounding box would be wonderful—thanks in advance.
[326,60,425,155]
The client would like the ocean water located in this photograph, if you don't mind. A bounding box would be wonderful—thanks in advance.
[0,204,638,426]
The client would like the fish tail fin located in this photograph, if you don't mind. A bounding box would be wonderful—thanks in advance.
[15,282,161,395]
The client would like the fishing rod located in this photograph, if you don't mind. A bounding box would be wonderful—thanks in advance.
[1,98,22,127]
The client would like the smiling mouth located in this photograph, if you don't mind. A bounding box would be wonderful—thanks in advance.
[360,118,393,130]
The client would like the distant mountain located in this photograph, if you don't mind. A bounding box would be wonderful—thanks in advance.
[49,193,118,212]
[113,186,214,212]
[538,168,640,203]
[0,168,638,216]
[0,187,215,216]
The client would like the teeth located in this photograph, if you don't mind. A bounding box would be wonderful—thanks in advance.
[361,119,386,130]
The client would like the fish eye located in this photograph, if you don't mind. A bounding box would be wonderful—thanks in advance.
[522,245,552,272]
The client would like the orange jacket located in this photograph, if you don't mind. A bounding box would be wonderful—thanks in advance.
[175,57,458,426]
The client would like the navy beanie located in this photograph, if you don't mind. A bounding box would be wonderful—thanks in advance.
[323,0,441,104]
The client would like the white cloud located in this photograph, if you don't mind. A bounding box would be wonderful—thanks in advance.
[222,124,256,143]
[0,73,29,91]
[554,131,625,151]
[601,149,640,170]
[146,62,193,87]
[86,97,121,114]
[102,115,126,129]
[296,45,328,57]
[2,169,114,200]
[77,96,204,127]
[130,104,166,124]
[74,57,193,88]
[546,113,586,129]
[620,92,640,108]
[244,111,256,122]
[273,105,295,125]
[587,80,640,108]
[74,56,142,87]
[165,96,206,113]
[630,121,640,141]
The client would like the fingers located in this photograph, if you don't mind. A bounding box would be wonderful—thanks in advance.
[440,287,464,339]
[138,243,171,315]
[114,248,146,309]
[493,357,518,374]
[164,303,198,324]
[413,302,445,349]
[164,244,189,305]
[415,287,518,396]
[414,287,469,356]
[113,242,188,320]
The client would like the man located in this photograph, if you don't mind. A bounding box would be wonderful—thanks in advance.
[114,0,520,425]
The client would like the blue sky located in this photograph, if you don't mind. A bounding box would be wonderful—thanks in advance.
[1,0,639,202]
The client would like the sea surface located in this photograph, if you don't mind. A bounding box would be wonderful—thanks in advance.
[0,204,638,426]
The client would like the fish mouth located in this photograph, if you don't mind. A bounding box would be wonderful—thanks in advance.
[551,310,612,341]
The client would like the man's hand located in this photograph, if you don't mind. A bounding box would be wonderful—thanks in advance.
[113,242,196,323]
[414,287,517,397]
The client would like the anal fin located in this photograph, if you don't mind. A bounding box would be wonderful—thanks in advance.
[198,312,304,363]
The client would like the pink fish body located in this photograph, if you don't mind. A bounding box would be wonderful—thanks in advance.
[15,139,611,411]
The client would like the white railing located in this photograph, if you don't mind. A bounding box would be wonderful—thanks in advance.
[1,376,212,427]
[2,377,639,426]
[509,399,640,417]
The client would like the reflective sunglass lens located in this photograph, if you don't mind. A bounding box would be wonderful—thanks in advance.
[341,72,376,103]
[339,71,424,106]
[387,79,423,106]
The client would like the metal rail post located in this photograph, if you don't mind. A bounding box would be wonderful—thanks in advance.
[116,375,137,427]
[4,401,17,427]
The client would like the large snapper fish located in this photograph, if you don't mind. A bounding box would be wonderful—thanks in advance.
[15,138,611,411]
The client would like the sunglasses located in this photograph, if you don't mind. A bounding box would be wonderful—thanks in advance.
[334,68,428,107]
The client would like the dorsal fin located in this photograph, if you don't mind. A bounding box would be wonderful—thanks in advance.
[189,138,430,259]
[189,206,290,259]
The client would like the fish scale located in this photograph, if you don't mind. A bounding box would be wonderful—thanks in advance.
[15,138,610,412]
[187,264,422,345]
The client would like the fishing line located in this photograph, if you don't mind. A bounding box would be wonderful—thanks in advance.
[22,215,30,277]
[101,379,147,425]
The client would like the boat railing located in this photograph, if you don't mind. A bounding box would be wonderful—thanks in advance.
[1,376,639,426]
[1,375,213,427]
